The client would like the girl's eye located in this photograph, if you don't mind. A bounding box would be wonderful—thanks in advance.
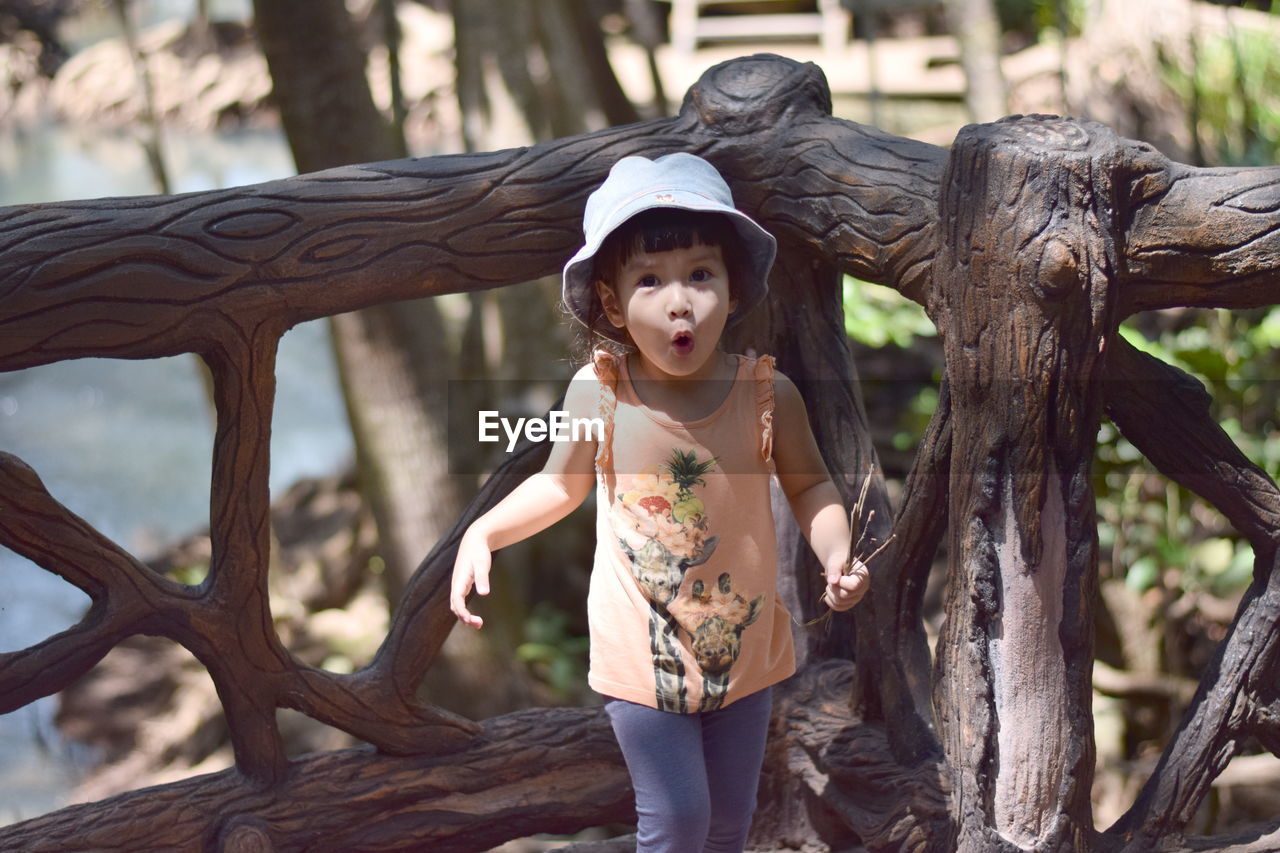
[636,274,660,288]
[689,268,712,283]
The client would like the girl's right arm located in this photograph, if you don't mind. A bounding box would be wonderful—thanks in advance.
[450,363,601,629]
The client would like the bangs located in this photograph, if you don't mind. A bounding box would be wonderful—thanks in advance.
[596,209,737,282]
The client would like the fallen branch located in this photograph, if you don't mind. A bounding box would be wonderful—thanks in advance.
[0,706,633,853]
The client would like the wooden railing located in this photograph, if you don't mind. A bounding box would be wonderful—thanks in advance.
[1,53,1279,852]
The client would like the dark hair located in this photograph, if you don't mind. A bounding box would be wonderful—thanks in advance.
[592,208,744,294]
[573,209,745,364]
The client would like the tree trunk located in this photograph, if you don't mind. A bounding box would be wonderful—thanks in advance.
[942,0,1008,123]
[253,0,463,606]
[112,0,171,195]
[328,301,467,606]
[0,707,633,853]
[930,116,1122,850]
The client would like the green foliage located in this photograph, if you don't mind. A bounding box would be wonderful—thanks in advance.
[995,0,1087,38]
[842,276,936,350]
[842,279,1280,604]
[842,276,940,454]
[170,562,209,586]
[1095,308,1280,597]
[517,601,590,702]
[1158,12,1280,166]
[892,384,939,454]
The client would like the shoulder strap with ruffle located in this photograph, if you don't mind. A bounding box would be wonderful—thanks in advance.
[591,348,619,474]
[753,354,777,473]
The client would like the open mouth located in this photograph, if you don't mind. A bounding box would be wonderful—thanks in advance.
[671,330,695,355]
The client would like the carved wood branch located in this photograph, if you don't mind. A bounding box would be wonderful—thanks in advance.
[1104,338,1280,550]
[0,444,479,755]
[367,434,552,717]
[0,334,481,779]
[772,661,950,850]
[1116,550,1280,849]
[4,66,1278,377]
[0,706,633,853]
[0,53,939,788]
[1121,156,1280,314]
[0,451,196,710]
[6,56,934,370]
[1253,692,1280,758]
[0,662,958,853]
[1176,821,1280,853]
[1104,338,1280,845]
[867,380,952,767]
[200,332,292,781]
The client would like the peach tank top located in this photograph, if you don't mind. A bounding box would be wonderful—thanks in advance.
[587,348,796,713]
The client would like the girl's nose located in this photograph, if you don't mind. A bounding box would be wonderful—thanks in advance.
[666,282,692,318]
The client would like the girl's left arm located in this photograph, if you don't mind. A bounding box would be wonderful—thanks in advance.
[771,370,869,611]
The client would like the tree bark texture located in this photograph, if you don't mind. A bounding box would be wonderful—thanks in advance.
[930,116,1121,852]
[2,53,1280,851]
[252,0,400,167]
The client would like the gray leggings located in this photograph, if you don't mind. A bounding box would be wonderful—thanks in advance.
[605,687,773,853]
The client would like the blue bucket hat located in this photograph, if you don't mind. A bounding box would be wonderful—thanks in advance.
[562,153,777,343]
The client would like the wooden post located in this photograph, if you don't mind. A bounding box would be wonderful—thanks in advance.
[931,115,1122,850]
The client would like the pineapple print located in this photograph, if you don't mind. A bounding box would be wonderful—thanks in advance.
[663,448,717,525]
[612,447,720,713]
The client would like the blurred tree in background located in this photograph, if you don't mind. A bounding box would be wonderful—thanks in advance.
[250,0,638,721]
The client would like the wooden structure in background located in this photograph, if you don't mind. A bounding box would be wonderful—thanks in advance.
[1,53,1279,852]
[669,0,851,54]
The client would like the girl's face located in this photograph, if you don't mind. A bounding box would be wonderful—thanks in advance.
[596,241,736,380]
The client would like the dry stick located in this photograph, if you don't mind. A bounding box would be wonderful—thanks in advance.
[857,535,895,568]
[798,465,895,628]
[847,508,875,569]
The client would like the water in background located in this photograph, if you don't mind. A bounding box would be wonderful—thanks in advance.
[60,0,253,52]
[0,123,353,823]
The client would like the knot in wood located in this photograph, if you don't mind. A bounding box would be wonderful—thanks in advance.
[1036,238,1080,301]
[683,54,831,136]
[219,818,274,853]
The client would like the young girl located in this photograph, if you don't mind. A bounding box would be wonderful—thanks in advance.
[450,153,869,852]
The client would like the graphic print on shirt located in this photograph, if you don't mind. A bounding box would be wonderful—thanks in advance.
[612,448,764,712]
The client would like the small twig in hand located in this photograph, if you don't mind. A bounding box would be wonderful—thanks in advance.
[847,508,874,569]
[796,463,896,628]
[857,535,895,568]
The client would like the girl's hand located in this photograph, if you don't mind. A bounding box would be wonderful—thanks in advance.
[451,530,493,629]
[823,558,870,612]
